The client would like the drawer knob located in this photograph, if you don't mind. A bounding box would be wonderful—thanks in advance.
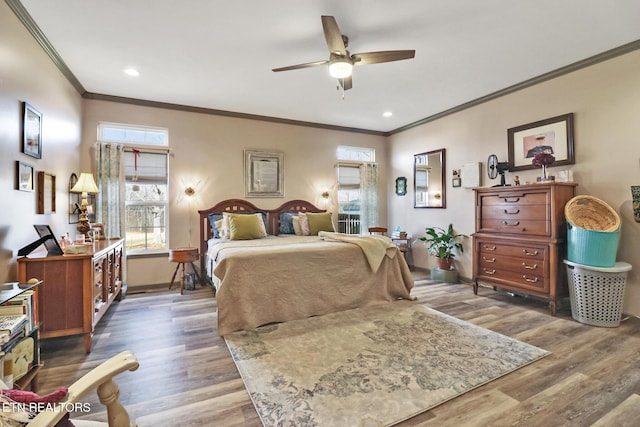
[522,249,539,256]
[484,268,496,275]
[95,281,102,288]
[504,209,520,214]
[483,245,496,251]
[523,276,539,283]
[483,256,496,263]
[503,220,520,226]
[522,262,538,270]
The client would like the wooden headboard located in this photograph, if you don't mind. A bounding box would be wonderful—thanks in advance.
[198,198,325,282]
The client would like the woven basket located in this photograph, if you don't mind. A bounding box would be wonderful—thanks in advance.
[564,195,620,232]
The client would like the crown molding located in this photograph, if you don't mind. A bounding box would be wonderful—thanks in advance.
[9,0,640,138]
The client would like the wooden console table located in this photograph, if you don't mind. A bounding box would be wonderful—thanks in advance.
[17,238,124,353]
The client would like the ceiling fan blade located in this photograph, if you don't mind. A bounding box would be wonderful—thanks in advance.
[321,15,347,55]
[339,75,353,91]
[351,50,416,65]
[272,60,328,72]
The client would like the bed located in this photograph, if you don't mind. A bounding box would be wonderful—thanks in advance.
[198,199,415,335]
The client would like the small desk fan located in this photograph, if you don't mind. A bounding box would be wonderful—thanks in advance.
[487,154,510,186]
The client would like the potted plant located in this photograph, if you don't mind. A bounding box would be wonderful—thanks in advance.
[419,223,467,271]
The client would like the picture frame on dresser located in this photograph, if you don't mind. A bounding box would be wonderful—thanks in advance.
[507,113,575,171]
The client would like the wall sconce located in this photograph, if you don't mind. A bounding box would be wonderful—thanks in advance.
[185,186,195,197]
[321,190,330,199]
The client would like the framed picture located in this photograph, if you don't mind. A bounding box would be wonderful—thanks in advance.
[22,102,42,159]
[37,171,56,214]
[16,161,34,191]
[33,224,64,256]
[507,113,574,171]
[395,177,407,196]
[452,177,461,188]
[244,150,284,197]
[90,223,105,240]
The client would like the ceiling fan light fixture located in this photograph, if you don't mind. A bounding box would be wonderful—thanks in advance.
[328,58,353,79]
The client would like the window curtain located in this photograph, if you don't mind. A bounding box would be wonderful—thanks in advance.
[94,142,125,239]
[359,163,378,233]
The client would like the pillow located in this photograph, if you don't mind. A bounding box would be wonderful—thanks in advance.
[292,216,302,236]
[214,218,228,239]
[223,212,267,238]
[306,212,335,235]
[208,213,223,238]
[227,213,266,240]
[1,387,74,426]
[279,211,296,235]
[297,213,311,236]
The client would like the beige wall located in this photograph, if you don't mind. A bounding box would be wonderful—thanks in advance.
[4,1,639,316]
[0,2,82,283]
[389,50,640,316]
[81,100,388,288]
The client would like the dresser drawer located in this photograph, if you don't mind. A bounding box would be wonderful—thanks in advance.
[476,267,548,293]
[479,252,548,278]
[478,191,548,206]
[93,258,104,298]
[477,241,546,261]
[481,204,548,221]
[479,218,550,235]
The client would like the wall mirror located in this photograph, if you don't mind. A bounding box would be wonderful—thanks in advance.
[414,148,446,208]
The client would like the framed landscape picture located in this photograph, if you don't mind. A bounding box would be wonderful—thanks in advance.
[22,102,42,159]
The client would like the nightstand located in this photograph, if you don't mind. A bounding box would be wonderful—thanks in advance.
[391,236,413,270]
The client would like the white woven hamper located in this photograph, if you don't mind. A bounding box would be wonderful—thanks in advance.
[564,260,632,327]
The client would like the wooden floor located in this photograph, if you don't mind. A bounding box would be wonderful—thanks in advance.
[37,274,640,426]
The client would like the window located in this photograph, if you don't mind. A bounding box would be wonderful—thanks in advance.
[98,122,170,254]
[124,151,169,253]
[336,146,376,234]
[98,122,168,146]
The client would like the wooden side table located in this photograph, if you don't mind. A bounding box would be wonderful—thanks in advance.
[391,236,413,270]
[169,248,200,294]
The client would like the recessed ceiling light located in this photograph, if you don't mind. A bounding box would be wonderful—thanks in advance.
[123,68,140,77]
[383,111,393,117]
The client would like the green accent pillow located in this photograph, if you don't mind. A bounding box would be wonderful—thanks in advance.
[228,213,264,240]
[306,212,335,235]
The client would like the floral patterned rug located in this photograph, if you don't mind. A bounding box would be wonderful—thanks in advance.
[225,301,549,426]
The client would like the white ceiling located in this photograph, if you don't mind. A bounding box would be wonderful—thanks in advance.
[18,0,640,133]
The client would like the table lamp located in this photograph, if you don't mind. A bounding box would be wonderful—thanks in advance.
[70,172,99,235]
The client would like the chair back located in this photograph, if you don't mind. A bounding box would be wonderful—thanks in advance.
[368,227,388,236]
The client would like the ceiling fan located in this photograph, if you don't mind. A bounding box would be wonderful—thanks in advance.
[272,15,415,91]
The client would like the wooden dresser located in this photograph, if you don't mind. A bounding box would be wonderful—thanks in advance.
[17,238,124,353]
[472,183,577,315]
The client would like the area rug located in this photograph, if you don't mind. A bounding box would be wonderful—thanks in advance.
[225,301,549,426]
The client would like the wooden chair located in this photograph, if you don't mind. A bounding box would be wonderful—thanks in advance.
[368,227,388,236]
[25,350,139,427]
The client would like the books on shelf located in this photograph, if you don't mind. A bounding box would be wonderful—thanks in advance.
[391,230,408,239]
[0,314,27,338]
[1,290,37,334]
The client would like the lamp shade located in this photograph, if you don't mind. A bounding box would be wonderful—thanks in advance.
[71,172,99,194]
